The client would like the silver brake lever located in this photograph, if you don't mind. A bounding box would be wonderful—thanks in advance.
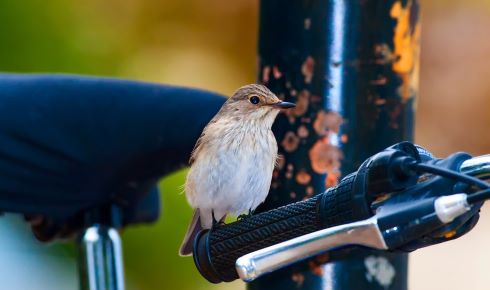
[236,154,490,282]
[235,216,387,282]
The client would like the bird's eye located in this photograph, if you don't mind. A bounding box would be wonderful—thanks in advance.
[249,95,260,105]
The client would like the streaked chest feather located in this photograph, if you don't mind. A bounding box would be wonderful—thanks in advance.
[186,121,277,214]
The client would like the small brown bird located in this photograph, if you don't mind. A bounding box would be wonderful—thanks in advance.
[179,84,295,256]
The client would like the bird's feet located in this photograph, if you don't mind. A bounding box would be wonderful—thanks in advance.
[211,211,226,229]
[237,209,254,221]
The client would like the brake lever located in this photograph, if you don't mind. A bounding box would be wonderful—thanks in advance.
[235,154,490,282]
[236,193,470,282]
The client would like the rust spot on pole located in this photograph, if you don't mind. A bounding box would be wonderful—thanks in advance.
[390,0,421,103]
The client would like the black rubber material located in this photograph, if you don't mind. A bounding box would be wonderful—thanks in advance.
[194,173,372,283]
[318,173,364,228]
[202,195,321,282]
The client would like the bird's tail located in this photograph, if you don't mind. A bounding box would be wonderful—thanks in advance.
[179,210,203,256]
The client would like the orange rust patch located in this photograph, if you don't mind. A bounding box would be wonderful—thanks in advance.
[297,125,309,138]
[306,186,314,197]
[374,43,397,65]
[262,66,270,83]
[316,253,330,264]
[288,89,310,117]
[301,56,315,84]
[309,138,343,175]
[291,272,305,287]
[390,0,421,103]
[308,261,324,276]
[272,66,282,79]
[272,170,279,178]
[340,134,348,143]
[281,131,300,152]
[296,170,312,185]
[313,110,343,136]
[370,76,388,85]
[326,172,340,188]
[310,94,321,103]
[374,98,387,106]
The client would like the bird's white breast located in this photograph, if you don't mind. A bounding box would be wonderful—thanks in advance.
[185,123,277,219]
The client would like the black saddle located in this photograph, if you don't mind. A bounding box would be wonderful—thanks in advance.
[0,74,224,231]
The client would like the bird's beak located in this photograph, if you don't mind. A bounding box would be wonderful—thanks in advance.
[271,101,296,109]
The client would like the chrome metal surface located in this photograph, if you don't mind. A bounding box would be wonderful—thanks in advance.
[78,225,125,290]
[461,155,490,181]
[235,217,387,282]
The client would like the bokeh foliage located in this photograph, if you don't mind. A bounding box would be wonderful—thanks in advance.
[0,0,256,289]
[2,0,490,289]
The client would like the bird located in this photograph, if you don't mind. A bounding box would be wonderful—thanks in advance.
[179,84,295,256]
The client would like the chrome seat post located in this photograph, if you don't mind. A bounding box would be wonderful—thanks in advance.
[78,206,125,290]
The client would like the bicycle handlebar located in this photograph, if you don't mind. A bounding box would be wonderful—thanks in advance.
[193,174,363,282]
[193,141,490,283]
[193,142,423,283]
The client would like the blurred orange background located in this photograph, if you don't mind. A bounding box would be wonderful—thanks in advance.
[0,0,489,289]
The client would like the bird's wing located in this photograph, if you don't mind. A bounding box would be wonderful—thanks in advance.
[179,209,203,256]
[189,117,219,165]
[189,132,205,165]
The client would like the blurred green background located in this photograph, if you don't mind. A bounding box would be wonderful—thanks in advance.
[1,0,490,290]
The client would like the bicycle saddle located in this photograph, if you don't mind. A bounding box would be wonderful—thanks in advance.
[0,74,225,226]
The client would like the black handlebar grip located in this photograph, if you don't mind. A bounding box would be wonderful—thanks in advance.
[193,173,372,283]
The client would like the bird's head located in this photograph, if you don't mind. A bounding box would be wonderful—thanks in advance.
[222,84,295,127]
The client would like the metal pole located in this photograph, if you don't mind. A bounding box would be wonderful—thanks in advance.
[254,0,420,289]
[78,225,125,290]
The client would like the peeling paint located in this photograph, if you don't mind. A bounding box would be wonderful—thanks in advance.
[340,134,348,143]
[297,125,309,138]
[256,0,417,287]
[308,261,324,276]
[291,272,305,287]
[272,66,283,79]
[325,172,340,188]
[390,0,421,103]
[301,56,315,84]
[313,111,343,136]
[282,131,301,152]
[287,90,310,117]
[306,186,314,196]
[309,137,343,176]
[315,253,330,264]
[364,256,396,289]
[262,66,271,84]
[370,76,388,85]
[304,18,311,30]
[296,170,312,185]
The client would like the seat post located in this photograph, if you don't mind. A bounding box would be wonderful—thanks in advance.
[77,206,125,290]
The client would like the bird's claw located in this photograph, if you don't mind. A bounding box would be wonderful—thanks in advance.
[237,209,254,221]
[211,211,226,229]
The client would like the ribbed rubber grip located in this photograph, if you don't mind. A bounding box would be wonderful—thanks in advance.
[199,195,321,282]
[193,173,372,283]
[319,172,370,227]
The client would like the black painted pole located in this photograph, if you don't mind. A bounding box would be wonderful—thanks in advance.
[254,0,420,289]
